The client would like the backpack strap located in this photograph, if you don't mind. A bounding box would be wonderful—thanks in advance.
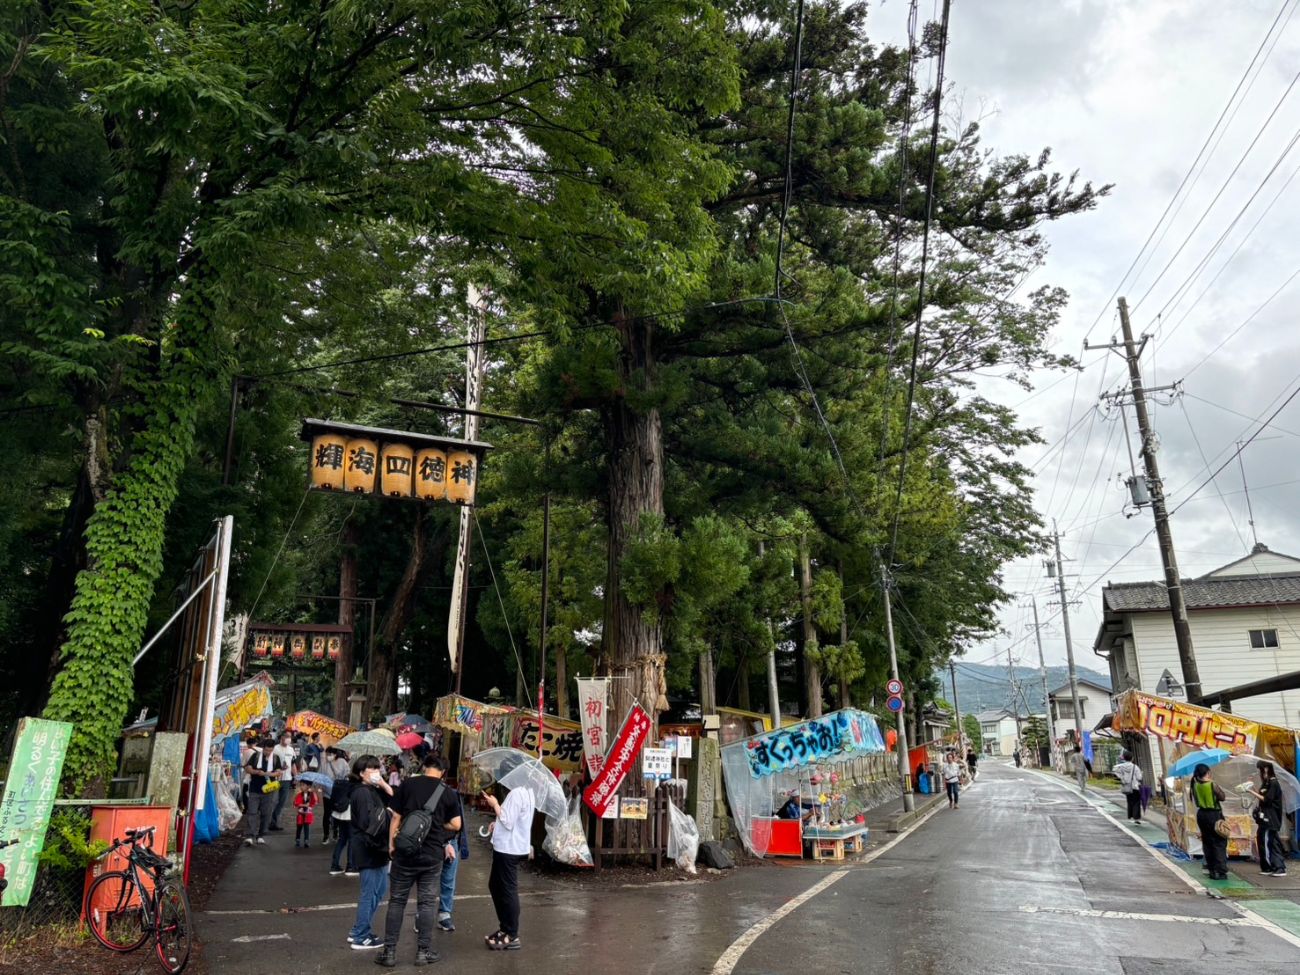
[425,781,446,815]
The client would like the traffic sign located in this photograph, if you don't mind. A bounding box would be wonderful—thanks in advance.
[886,694,905,713]
[886,678,904,696]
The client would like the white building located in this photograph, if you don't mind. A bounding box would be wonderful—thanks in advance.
[1046,677,1114,734]
[1093,543,1300,732]
[974,709,1020,757]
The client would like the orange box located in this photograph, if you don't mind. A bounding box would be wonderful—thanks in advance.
[82,805,173,919]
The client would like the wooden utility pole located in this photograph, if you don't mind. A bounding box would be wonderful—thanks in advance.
[1052,524,1087,792]
[1088,298,1202,703]
[1030,596,1055,763]
[882,565,914,812]
[949,660,963,750]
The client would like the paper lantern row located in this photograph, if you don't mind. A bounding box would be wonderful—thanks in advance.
[309,435,478,504]
[252,632,342,661]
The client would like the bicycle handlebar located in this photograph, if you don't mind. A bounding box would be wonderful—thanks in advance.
[96,826,159,861]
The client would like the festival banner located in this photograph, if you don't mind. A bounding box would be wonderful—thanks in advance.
[0,718,74,906]
[1116,691,1258,754]
[743,709,885,777]
[433,694,488,735]
[211,674,274,739]
[576,678,611,778]
[285,710,352,742]
[583,704,652,817]
[512,714,584,773]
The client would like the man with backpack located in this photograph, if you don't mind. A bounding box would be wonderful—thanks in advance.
[346,756,394,951]
[375,753,462,968]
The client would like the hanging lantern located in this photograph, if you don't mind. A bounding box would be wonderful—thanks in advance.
[414,448,448,501]
[327,636,342,661]
[311,635,326,660]
[343,438,379,493]
[445,450,477,504]
[290,634,307,659]
[270,633,286,658]
[380,443,415,498]
[309,433,347,491]
[253,634,270,658]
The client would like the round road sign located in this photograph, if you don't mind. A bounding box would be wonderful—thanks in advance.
[886,694,905,713]
[886,678,904,696]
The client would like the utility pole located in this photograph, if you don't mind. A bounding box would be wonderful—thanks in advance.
[949,660,963,751]
[1006,644,1023,744]
[882,566,914,813]
[758,541,782,731]
[1030,596,1055,767]
[1088,298,1202,703]
[1052,524,1088,792]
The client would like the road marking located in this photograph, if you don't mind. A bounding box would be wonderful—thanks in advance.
[1023,767,1300,951]
[1019,904,1255,926]
[709,798,948,975]
[232,933,291,943]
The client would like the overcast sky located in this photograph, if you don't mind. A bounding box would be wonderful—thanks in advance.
[874,0,1300,677]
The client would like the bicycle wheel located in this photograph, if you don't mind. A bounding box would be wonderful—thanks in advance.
[154,881,192,974]
[85,870,150,952]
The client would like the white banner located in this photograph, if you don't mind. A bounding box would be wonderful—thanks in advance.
[576,677,611,778]
[448,288,488,673]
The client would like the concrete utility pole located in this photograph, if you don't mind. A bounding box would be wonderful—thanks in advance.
[1006,645,1023,743]
[1053,524,1088,792]
[1030,596,1055,764]
[758,541,782,731]
[949,660,963,751]
[1087,298,1202,703]
[881,565,914,813]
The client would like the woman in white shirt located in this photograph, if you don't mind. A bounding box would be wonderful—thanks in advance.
[483,784,535,951]
[941,752,963,809]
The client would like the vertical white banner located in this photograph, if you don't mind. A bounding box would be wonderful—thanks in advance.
[576,677,611,777]
[448,288,488,673]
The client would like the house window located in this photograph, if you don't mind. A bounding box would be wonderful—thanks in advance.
[1249,628,1280,650]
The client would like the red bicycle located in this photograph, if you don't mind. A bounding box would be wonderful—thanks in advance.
[84,826,192,974]
[0,836,17,895]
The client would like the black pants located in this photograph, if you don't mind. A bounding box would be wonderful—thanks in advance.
[1258,823,1285,872]
[1124,790,1142,821]
[945,781,959,806]
[489,851,527,938]
[1197,808,1228,877]
[383,858,441,951]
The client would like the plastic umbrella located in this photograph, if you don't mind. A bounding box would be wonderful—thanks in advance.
[336,730,401,756]
[400,716,433,735]
[1167,747,1232,778]
[297,771,335,795]
[1225,756,1300,814]
[471,747,568,821]
[396,732,424,751]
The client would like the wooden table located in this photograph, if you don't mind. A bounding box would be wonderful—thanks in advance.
[803,824,868,861]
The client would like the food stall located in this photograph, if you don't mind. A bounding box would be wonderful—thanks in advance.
[1112,690,1299,859]
[720,708,886,860]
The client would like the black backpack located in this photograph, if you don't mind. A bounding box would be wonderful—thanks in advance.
[330,777,355,814]
[393,782,445,858]
[355,788,390,848]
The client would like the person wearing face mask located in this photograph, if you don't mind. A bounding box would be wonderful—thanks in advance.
[345,756,394,951]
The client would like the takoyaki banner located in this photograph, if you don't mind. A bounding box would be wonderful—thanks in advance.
[740,709,886,777]
[285,710,352,742]
[1114,690,1258,754]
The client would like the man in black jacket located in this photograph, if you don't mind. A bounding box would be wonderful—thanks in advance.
[346,756,394,950]
[375,753,462,968]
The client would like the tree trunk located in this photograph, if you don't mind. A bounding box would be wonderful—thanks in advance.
[799,533,822,718]
[699,648,716,714]
[370,509,429,718]
[554,643,569,720]
[603,315,668,731]
[335,519,359,722]
[838,563,850,710]
[737,652,751,711]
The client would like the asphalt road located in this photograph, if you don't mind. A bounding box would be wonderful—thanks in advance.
[200,763,1299,974]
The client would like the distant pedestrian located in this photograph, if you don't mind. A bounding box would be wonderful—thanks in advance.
[242,738,284,846]
[304,732,323,772]
[294,781,318,848]
[1190,763,1229,880]
[1114,751,1143,823]
[329,769,358,877]
[941,752,962,809]
[323,748,349,844]
[346,756,394,951]
[387,757,403,790]
[483,780,535,951]
[375,753,462,968]
[1249,761,1286,877]
[965,748,979,781]
[271,731,298,831]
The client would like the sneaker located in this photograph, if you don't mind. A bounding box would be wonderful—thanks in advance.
[243,838,254,847]
[346,935,356,944]
[345,870,360,877]
[256,837,267,845]
[414,948,439,966]
[351,936,383,951]
[1272,870,1288,877]
[374,947,397,968]
[437,916,455,932]
[295,841,302,848]
[330,869,344,876]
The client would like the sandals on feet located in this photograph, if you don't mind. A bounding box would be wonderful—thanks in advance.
[486,932,520,951]
[485,931,505,949]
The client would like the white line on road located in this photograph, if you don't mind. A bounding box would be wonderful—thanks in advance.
[231,933,291,943]
[1023,767,1300,951]
[206,892,552,915]
[709,798,949,975]
[1018,904,1256,926]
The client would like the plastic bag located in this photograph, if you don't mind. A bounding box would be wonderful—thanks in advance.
[214,771,243,833]
[542,795,593,867]
[666,801,699,874]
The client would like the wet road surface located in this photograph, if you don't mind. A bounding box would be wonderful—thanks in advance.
[201,763,1298,973]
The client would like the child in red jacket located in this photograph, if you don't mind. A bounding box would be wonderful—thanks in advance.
[294,781,318,848]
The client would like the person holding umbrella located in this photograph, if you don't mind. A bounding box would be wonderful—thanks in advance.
[1190,763,1229,880]
[483,780,535,951]
[1248,761,1287,877]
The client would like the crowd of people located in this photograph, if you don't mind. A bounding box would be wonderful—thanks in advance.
[237,728,537,965]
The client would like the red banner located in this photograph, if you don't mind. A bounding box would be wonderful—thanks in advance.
[582,704,651,817]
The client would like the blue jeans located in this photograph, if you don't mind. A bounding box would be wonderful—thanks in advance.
[439,853,458,916]
[330,819,353,871]
[348,865,390,942]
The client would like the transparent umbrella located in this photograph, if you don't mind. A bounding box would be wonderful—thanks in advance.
[1225,755,1300,814]
[470,747,567,821]
[336,730,401,756]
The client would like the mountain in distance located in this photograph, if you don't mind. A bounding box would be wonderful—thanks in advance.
[932,661,1112,717]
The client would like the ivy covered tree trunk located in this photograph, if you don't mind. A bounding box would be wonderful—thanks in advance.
[604,318,668,731]
[43,286,218,791]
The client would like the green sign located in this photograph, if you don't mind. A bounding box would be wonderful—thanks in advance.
[0,718,74,907]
